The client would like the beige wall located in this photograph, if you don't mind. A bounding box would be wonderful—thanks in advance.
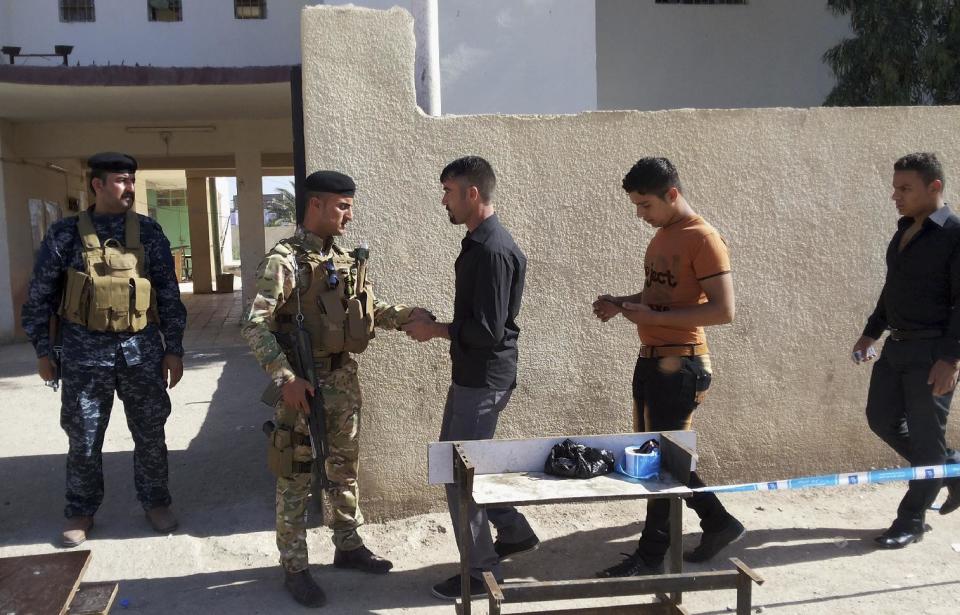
[0,151,84,340]
[301,6,960,520]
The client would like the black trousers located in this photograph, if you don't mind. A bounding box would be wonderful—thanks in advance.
[866,338,958,530]
[633,355,736,563]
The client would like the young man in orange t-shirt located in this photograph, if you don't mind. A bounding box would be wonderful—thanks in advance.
[593,157,745,577]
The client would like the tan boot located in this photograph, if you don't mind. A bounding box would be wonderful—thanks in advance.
[62,516,94,548]
[145,506,178,533]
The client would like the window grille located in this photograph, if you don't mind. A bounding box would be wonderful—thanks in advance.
[148,0,183,22]
[235,0,267,20]
[156,189,187,208]
[59,0,95,23]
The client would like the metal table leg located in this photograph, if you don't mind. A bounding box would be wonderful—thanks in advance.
[668,495,683,604]
[454,444,475,615]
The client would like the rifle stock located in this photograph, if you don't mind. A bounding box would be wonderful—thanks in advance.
[47,315,62,392]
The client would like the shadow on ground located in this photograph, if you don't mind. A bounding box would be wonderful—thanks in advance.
[100,562,468,614]
[56,521,940,615]
[0,342,282,547]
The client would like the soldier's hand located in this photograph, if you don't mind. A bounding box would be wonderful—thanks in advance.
[37,356,57,382]
[408,307,436,322]
[282,377,315,415]
[162,354,184,389]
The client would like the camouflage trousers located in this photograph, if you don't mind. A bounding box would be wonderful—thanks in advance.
[275,359,365,572]
[60,357,172,518]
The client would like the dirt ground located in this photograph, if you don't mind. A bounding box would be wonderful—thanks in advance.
[2,338,959,614]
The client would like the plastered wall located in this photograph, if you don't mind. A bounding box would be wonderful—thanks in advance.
[0,151,84,342]
[301,6,960,519]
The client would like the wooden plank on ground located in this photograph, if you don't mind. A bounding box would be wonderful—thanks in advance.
[67,582,119,615]
[428,431,697,484]
[0,550,92,615]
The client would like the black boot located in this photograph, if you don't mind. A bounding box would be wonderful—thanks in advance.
[284,569,326,608]
[333,545,393,574]
[873,522,931,549]
[683,518,746,563]
[940,480,960,515]
[596,550,664,578]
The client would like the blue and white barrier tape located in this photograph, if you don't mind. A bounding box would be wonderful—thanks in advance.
[697,463,960,494]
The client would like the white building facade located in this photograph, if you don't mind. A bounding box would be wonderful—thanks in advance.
[596,0,851,111]
[0,0,306,67]
[0,0,851,341]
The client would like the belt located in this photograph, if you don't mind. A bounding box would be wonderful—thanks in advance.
[314,352,347,373]
[888,329,944,341]
[639,344,709,359]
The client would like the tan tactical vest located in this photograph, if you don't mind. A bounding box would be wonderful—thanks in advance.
[270,241,375,357]
[59,209,158,332]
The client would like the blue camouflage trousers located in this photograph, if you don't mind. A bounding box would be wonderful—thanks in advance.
[60,357,172,518]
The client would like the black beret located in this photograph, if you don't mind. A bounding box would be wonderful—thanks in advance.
[305,170,355,196]
[87,152,138,173]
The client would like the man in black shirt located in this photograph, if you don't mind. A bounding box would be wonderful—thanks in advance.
[403,156,539,600]
[853,152,960,548]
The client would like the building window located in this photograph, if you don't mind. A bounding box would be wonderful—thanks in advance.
[148,0,183,22]
[155,188,187,208]
[59,0,95,23]
[235,0,267,20]
[655,1,748,4]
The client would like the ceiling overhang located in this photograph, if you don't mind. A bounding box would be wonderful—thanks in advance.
[0,65,294,122]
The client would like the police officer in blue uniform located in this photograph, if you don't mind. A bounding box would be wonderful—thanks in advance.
[21,152,187,547]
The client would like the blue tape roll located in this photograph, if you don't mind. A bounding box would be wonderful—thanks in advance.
[616,445,660,480]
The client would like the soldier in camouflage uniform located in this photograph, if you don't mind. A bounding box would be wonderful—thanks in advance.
[21,152,186,548]
[241,170,430,608]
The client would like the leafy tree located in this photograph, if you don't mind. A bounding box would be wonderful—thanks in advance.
[265,182,296,226]
[927,2,960,102]
[823,0,960,106]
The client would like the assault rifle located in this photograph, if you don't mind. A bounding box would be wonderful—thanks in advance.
[289,324,333,508]
[261,324,331,513]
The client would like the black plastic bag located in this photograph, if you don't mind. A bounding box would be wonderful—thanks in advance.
[544,439,616,479]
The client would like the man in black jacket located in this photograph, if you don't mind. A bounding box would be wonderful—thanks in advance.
[853,152,960,548]
[403,156,539,600]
